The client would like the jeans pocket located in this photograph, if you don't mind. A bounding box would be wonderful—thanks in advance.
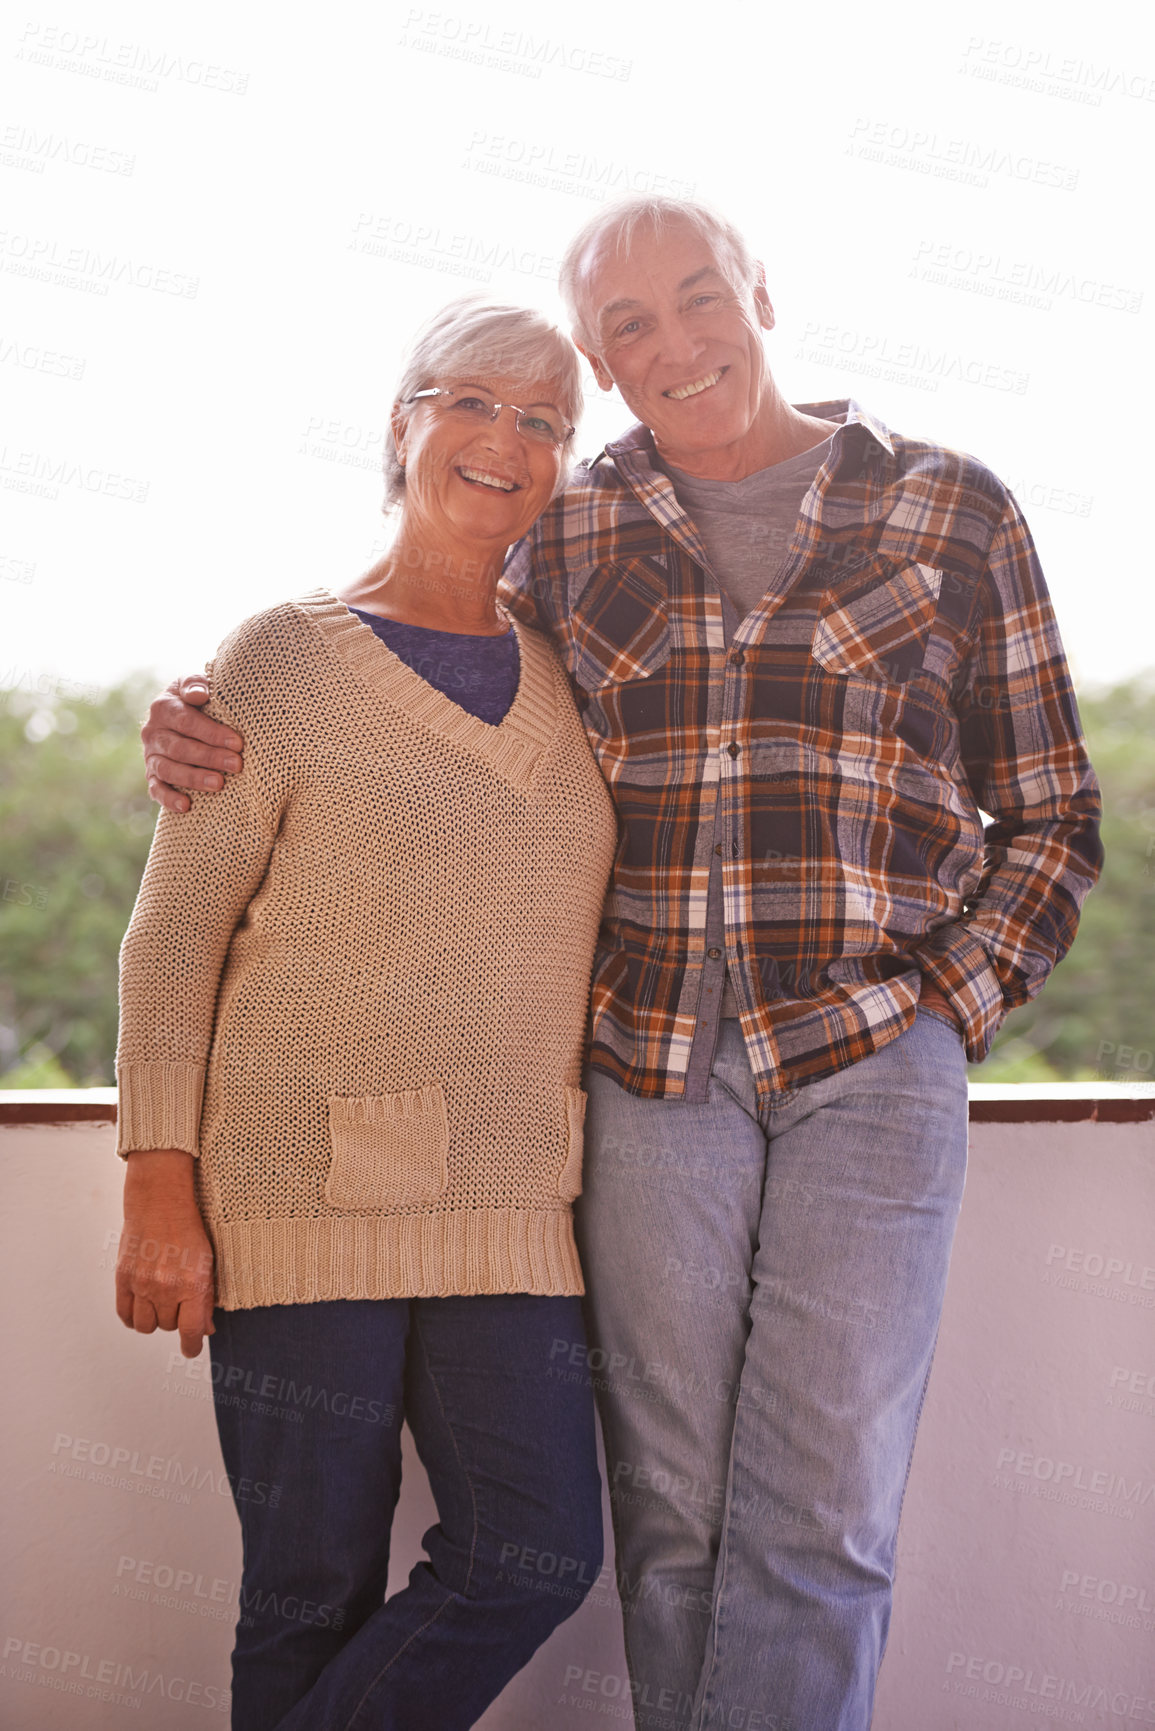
[325,1085,449,1210]
[557,1086,587,1202]
[915,1006,965,1042]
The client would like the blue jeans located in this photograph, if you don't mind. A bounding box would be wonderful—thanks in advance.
[576,1012,969,1731]
[209,1295,603,1730]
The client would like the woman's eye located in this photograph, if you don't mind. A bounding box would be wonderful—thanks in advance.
[455,395,490,413]
[523,416,553,435]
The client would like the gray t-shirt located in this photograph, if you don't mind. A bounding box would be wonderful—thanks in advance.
[664,435,833,620]
[665,436,834,1016]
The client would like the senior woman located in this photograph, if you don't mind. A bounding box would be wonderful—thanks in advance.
[115,299,617,1731]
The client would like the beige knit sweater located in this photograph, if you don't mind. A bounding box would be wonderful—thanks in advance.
[117,590,617,1308]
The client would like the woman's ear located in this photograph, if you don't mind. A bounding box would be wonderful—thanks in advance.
[390,402,408,467]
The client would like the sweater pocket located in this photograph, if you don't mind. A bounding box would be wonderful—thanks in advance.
[325,1085,450,1210]
[557,1086,587,1202]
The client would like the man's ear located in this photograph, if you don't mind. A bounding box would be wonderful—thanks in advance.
[753,262,775,332]
[574,337,615,393]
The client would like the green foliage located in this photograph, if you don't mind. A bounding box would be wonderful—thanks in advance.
[0,679,158,1086]
[0,673,1151,1088]
[982,676,1155,1085]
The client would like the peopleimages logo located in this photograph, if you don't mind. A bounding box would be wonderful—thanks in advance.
[944,1651,1155,1721]
[0,122,135,175]
[15,21,249,95]
[397,10,632,81]
[959,36,1155,104]
[1059,1570,1153,1612]
[0,229,199,298]
[911,239,1143,315]
[50,1430,281,1507]
[995,1446,1155,1510]
[3,1635,229,1712]
[847,117,1079,190]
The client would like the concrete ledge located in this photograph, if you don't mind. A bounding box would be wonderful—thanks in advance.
[2,1084,1153,1127]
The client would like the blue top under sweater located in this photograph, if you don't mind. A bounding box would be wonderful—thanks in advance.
[348,607,520,726]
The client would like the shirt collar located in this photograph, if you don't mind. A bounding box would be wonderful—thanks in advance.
[596,397,896,475]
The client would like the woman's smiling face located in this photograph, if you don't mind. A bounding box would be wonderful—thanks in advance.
[392,375,568,554]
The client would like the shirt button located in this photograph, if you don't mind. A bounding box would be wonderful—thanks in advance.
[727,742,740,758]
[707,947,722,959]
[728,650,745,667]
[714,843,724,856]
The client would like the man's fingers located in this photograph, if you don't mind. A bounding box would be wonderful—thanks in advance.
[147,777,191,815]
[131,1294,159,1334]
[144,692,245,755]
[144,749,227,792]
[170,675,212,705]
[146,727,243,776]
[140,685,243,809]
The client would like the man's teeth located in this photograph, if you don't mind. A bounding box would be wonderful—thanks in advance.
[665,369,724,401]
[459,467,517,491]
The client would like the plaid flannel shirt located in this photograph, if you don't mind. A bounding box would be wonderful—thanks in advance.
[500,400,1102,1101]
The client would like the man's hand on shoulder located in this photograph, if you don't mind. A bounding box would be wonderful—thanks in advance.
[142,676,245,813]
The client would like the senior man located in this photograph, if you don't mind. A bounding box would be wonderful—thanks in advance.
[142,197,1102,1731]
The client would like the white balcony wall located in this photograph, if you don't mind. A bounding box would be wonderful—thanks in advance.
[2,1096,1152,1730]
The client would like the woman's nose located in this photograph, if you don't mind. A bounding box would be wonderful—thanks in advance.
[477,405,526,451]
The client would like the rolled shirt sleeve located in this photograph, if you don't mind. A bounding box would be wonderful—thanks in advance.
[914,493,1103,1060]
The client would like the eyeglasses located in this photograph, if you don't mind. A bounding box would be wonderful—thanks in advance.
[405,385,574,448]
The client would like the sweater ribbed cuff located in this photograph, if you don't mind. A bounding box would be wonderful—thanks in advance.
[116,1062,206,1159]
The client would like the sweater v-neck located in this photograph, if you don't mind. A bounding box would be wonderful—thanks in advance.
[292,587,558,790]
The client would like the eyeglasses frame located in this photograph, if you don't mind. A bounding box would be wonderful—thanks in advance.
[404,386,575,448]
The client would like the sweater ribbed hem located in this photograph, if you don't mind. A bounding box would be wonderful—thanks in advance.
[210,1209,585,1308]
[116,1063,205,1158]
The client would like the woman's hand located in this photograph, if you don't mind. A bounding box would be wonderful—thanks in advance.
[142,677,245,814]
[116,1150,216,1358]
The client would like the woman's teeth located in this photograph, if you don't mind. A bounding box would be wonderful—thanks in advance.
[458,467,518,491]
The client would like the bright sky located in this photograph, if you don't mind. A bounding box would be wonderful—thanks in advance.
[2,0,1151,705]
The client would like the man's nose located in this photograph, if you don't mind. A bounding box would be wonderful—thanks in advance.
[654,314,707,368]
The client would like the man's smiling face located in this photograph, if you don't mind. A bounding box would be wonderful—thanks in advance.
[574,216,776,476]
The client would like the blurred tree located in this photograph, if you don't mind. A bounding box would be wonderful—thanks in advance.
[1,673,1151,1088]
[1,678,157,1086]
[982,675,1155,1086]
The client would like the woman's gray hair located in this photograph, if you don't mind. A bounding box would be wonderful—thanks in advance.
[383,298,584,511]
[559,195,759,350]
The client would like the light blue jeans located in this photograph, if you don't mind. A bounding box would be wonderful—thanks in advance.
[576,1010,969,1731]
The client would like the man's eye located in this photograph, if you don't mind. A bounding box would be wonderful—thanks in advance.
[614,319,642,340]
[689,294,720,310]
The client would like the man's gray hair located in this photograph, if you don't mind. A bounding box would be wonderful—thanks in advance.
[559,196,759,349]
[383,298,583,511]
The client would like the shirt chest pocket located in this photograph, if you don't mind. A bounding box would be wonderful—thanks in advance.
[811,560,943,683]
[568,556,672,694]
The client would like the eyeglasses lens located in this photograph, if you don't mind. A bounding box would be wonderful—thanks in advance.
[443,388,566,446]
